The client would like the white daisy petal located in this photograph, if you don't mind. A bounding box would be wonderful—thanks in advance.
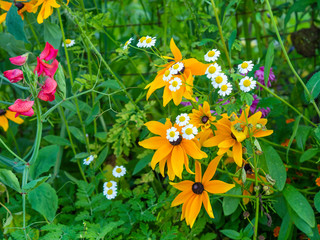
[205,63,221,79]
[175,113,190,126]
[62,39,75,48]
[123,37,133,50]
[103,188,117,200]
[239,76,256,92]
[144,36,156,48]
[238,60,254,74]
[103,181,117,191]
[137,36,147,48]
[182,124,198,140]
[218,82,233,97]
[83,155,94,165]
[211,73,228,89]
[112,166,126,178]
[169,62,184,75]
[162,69,172,81]
[166,127,179,142]
[169,77,182,92]
[204,49,221,62]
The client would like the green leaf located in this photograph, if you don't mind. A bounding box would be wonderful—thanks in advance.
[284,0,317,26]
[55,64,66,99]
[314,191,320,213]
[98,80,121,90]
[0,33,27,56]
[28,183,58,222]
[278,212,293,240]
[23,175,50,193]
[288,206,314,238]
[264,41,274,87]
[313,125,320,142]
[44,21,62,49]
[69,126,85,143]
[286,115,301,163]
[0,169,21,192]
[222,186,241,216]
[29,145,59,179]
[220,229,241,239]
[228,29,237,57]
[296,125,312,150]
[300,148,319,162]
[262,143,286,191]
[283,185,315,228]
[94,145,109,171]
[98,220,124,238]
[44,135,71,146]
[305,71,320,102]
[6,6,27,42]
[240,92,254,106]
[133,153,153,175]
[85,103,100,126]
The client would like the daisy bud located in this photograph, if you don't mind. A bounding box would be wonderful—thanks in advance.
[265,190,271,196]
[263,185,269,192]
[229,114,236,122]
[242,147,247,154]
[234,123,243,132]
[255,150,263,155]
[256,123,263,129]
[254,185,260,192]
[262,126,267,131]
[243,211,250,219]
[266,174,276,186]
[247,123,253,128]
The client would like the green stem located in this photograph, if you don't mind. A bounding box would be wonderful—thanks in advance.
[210,0,232,70]
[25,16,41,47]
[0,138,26,163]
[265,0,320,119]
[242,0,252,59]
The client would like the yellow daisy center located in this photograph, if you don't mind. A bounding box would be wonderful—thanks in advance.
[107,189,113,195]
[173,64,179,70]
[125,40,129,46]
[107,182,113,188]
[243,79,251,87]
[185,128,193,135]
[116,168,122,173]
[85,157,90,162]
[172,81,178,87]
[221,85,228,91]
[215,76,223,84]
[169,131,175,137]
[241,62,248,69]
[179,116,186,122]
[65,39,72,44]
[208,66,216,74]
[146,38,152,44]
[140,37,146,43]
[208,51,215,57]
[164,70,170,77]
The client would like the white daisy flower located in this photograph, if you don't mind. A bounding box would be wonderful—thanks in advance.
[170,62,184,75]
[103,181,117,191]
[204,49,221,62]
[205,63,221,79]
[238,60,254,74]
[112,166,126,178]
[162,69,172,82]
[137,36,147,48]
[182,124,198,140]
[176,113,190,126]
[103,188,117,200]
[239,76,256,92]
[62,39,75,48]
[169,77,182,92]
[123,37,133,50]
[166,127,179,142]
[83,155,94,165]
[218,82,233,97]
[144,36,156,48]
[211,73,228,89]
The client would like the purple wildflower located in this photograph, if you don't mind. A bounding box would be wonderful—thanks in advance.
[180,97,199,107]
[254,66,276,89]
[250,95,270,117]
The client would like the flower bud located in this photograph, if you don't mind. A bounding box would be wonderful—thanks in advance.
[263,185,269,192]
[255,150,263,155]
[266,174,276,186]
[3,69,24,83]
[256,123,263,129]
[9,54,28,66]
[254,185,260,192]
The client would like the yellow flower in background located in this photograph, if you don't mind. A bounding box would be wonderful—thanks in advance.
[0,0,37,23]
[170,157,235,228]
[0,109,24,132]
[189,101,215,131]
[34,0,61,24]
[0,1,11,23]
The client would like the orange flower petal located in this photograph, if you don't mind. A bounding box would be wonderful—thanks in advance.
[163,84,172,107]
[146,74,167,100]
[170,38,182,62]
[202,191,214,218]
[202,155,223,184]
[217,147,229,155]
[159,158,166,177]
[181,194,195,221]
[188,194,202,228]
[171,145,185,178]
[0,116,9,132]
[195,161,202,182]
[167,156,176,180]
[171,190,193,207]
[138,136,167,149]
[183,149,194,174]
[182,139,207,159]
[172,86,184,106]
[203,134,230,147]
[204,180,235,194]
[232,142,243,167]
[253,130,273,138]
[144,121,167,138]
[170,180,194,191]
[150,144,173,169]
[183,58,210,76]
[218,138,236,149]
[5,110,23,124]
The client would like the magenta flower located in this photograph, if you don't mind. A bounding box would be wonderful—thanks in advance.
[254,66,276,89]
[34,58,59,78]
[3,69,24,83]
[40,42,58,61]
[250,95,270,118]
[8,99,34,117]
[9,54,28,66]
[38,78,57,102]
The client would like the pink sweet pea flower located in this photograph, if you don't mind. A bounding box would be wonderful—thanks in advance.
[9,54,28,66]
[3,69,24,83]
[38,78,57,102]
[40,42,58,61]
[34,58,59,78]
[8,99,34,117]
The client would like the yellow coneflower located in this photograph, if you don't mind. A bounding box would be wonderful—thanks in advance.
[0,109,24,132]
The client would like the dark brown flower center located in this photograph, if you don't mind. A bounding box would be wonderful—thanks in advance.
[0,109,6,116]
[192,182,204,194]
[173,67,185,75]
[244,163,253,174]
[169,135,182,146]
[15,2,24,10]
[231,132,237,140]
[201,116,209,123]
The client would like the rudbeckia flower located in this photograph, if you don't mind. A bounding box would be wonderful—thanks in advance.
[0,109,24,132]
[189,101,215,131]
[0,0,36,23]
[33,0,62,24]
[239,76,256,92]
[203,107,273,167]
[139,119,207,180]
[170,157,235,228]
[145,38,210,105]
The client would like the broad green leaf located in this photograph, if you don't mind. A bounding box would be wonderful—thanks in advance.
[98,80,121,90]
[220,229,241,239]
[222,186,241,216]
[6,6,27,42]
[0,33,27,56]
[296,125,312,150]
[0,169,21,192]
[44,135,71,146]
[94,146,109,171]
[44,21,62,49]
[133,153,153,175]
[262,144,286,191]
[287,204,314,238]
[264,41,274,87]
[299,148,319,162]
[228,29,237,57]
[28,183,58,222]
[23,175,50,193]
[305,71,320,102]
[69,126,85,143]
[240,92,254,106]
[29,145,59,179]
[283,185,315,228]
[314,191,320,213]
[278,212,293,240]
[55,64,66,99]
[286,115,301,163]
[314,125,320,142]
[85,103,100,126]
